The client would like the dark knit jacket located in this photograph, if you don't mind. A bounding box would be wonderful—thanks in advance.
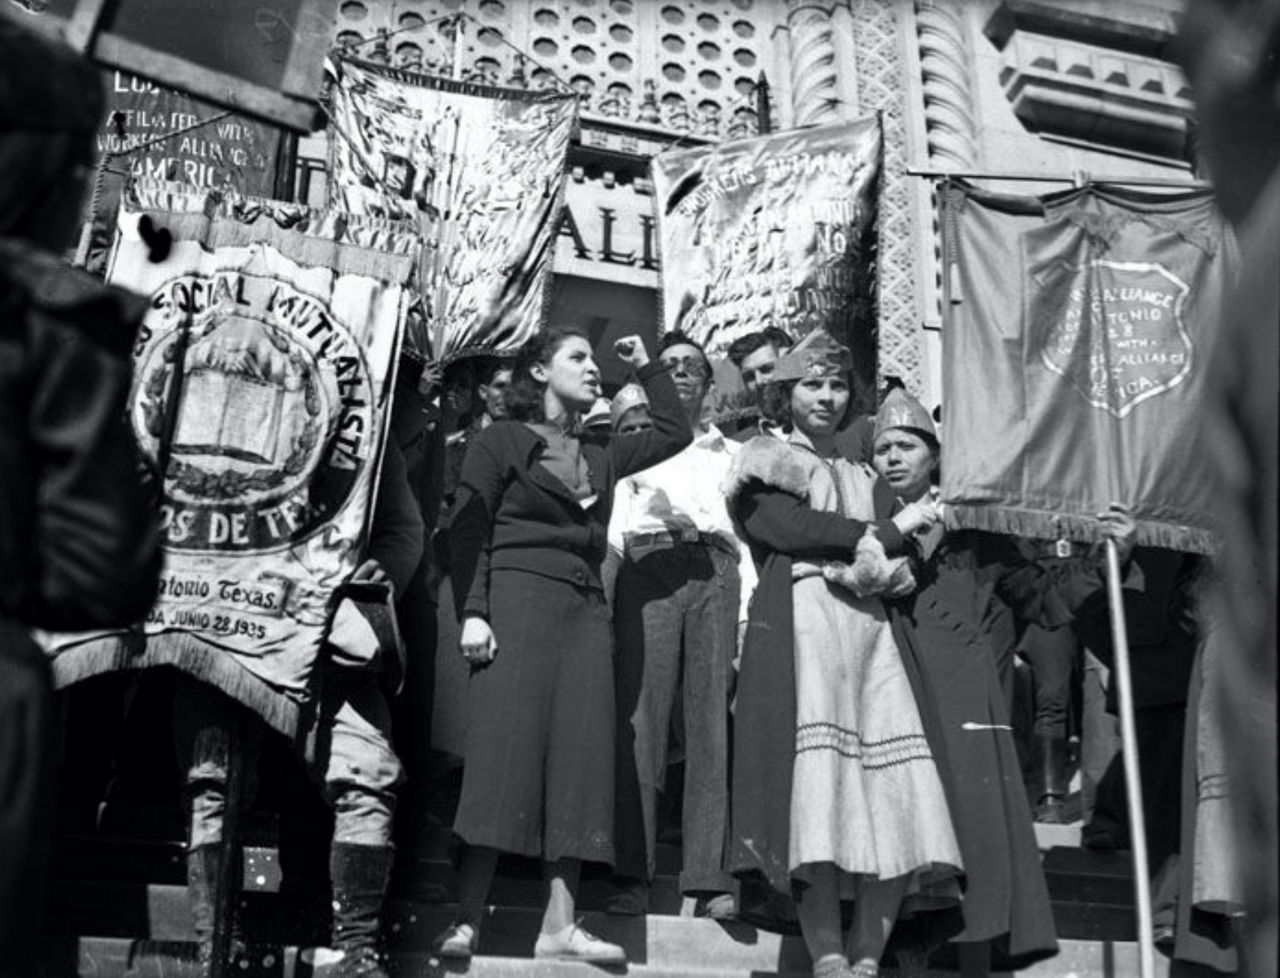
[451,360,692,622]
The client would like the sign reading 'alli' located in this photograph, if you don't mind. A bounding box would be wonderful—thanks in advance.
[1039,260,1194,418]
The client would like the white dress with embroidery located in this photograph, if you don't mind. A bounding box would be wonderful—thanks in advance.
[785,436,962,889]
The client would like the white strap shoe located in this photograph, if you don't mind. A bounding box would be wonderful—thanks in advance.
[534,923,627,964]
[432,921,478,960]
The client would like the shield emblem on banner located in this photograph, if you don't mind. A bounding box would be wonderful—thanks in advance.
[1037,260,1194,419]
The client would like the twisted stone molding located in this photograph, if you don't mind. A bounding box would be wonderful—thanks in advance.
[847,0,923,393]
[787,2,842,128]
[915,0,978,169]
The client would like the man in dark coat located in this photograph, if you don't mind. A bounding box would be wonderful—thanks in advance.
[1017,583,1082,823]
[1077,549,1200,869]
[0,16,162,975]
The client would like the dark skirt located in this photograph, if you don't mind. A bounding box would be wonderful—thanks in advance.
[890,598,1058,968]
[452,568,615,866]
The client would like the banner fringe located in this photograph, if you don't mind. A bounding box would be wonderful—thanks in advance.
[52,632,305,738]
[946,503,1217,556]
[337,53,576,103]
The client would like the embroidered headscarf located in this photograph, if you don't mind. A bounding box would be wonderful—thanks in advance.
[873,387,937,447]
[609,382,650,429]
[769,327,853,382]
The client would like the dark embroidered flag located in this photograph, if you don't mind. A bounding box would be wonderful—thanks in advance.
[325,55,576,363]
[939,181,1235,554]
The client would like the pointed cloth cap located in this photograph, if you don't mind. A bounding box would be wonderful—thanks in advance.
[874,387,937,445]
[610,382,650,428]
[583,397,613,429]
[769,327,853,382]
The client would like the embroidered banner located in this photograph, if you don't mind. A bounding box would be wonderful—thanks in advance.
[651,116,881,414]
[324,54,577,363]
[47,181,420,735]
[939,181,1235,554]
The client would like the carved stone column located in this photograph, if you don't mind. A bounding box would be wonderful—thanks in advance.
[914,0,978,375]
[787,1,841,128]
[916,0,978,169]
[770,18,797,132]
[845,0,922,393]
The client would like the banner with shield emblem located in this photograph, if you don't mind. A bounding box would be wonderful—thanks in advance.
[939,181,1235,554]
[47,181,420,735]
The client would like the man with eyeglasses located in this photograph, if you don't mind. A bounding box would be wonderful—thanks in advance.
[606,331,756,920]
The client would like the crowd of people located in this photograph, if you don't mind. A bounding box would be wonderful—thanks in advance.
[390,321,1163,978]
[1,9,1272,978]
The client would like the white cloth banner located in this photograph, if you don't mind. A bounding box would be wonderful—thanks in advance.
[48,182,419,734]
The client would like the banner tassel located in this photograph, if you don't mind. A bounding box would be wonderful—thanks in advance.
[945,503,1217,556]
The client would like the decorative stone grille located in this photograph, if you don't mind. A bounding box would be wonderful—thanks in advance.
[330,0,786,140]
[315,0,1200,402]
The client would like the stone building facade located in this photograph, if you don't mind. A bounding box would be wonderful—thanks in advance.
[300,0,1199,408]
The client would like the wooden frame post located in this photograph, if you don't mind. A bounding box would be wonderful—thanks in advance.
[1105,538,1156,978]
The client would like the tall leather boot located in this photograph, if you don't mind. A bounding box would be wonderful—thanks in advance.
[186,844,245,974]
[1032,735,1069,824]
[325,842,395,978]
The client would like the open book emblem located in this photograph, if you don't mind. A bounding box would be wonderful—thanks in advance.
[132,273,376,555]
[138,310,328,510]
[173,316,309,466]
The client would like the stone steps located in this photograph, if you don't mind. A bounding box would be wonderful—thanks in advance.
[37,932,1169,978]
[47,691,1156,976]
[40,875,1143,965]
[48,834,1143,935]
[41,819,1156,976]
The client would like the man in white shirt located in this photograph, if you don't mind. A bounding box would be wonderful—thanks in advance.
[606,332,756,918]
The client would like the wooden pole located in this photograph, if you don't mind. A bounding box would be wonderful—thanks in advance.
[1105,538,1156,978]
[755,72,772,135]
[208,720,245,978]
[906,165,1209,190]
[64,0,108,54]
[452,15,464,81]
[73,151,110,269]
[155,310,194,480]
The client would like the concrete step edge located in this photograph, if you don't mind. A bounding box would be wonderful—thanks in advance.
[35,935,1170,978]
[45,877,1139,918]
[40,887,1143,968]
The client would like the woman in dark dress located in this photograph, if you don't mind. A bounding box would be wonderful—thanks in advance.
[433,327,691,963]
[870,388,1135,976]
